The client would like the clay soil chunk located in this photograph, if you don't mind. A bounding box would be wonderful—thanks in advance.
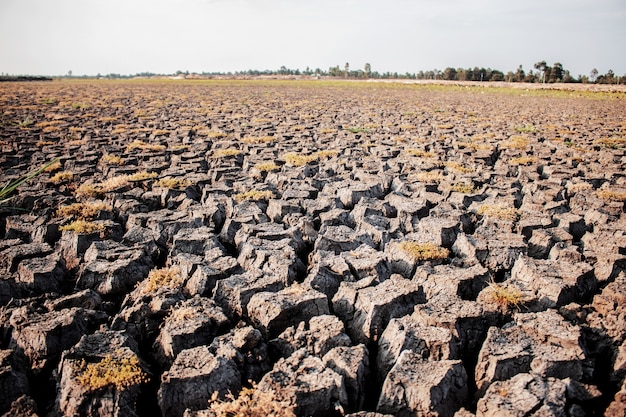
[377,351,468,417]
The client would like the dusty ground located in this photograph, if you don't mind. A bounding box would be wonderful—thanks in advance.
[0,79,625,416]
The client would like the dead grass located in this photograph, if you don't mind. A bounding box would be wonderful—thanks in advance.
[127,140,166,152]
[49,171,74,184]
[597,189,626,201]
[485,280,526,311]
[241,135,277,144]
[450,183,476,194]
[128,171,158,182]
[212,148,242,158]
[415,171,445,183]
[477,204,520,221]
[143,267,183,293]
[406,149,435,158]
[501,135,529,150]
[443,161,474,174]
[510,156,538,165]
[44,160,62,173]
[56,202,111,220]
[75,351,148,392]
[398,241,450,261]
[210,384,296,417]
[316,150,339,159]
[154,177,192,189]
[594,137,626,149]
[234,190,273,203]
[283,152,318,167]
[254,162,280,172]
[59,220,105,234]
[102,154,124,166]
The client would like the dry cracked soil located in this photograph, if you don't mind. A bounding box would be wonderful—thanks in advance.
[0,79,625,417]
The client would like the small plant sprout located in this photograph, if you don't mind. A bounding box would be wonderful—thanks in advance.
[234,190,273,203]
[398,241,450,261]
[75,351,148,392]
[477,204,520,221]
[49,171,74,184]
[59,220,105,234]
[143,267,183,293]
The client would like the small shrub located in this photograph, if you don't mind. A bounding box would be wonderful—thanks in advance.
[75,352,148,392]
[283,152,318,167]
[59,220,105,234]
[477,204,519,221]
[210,384,296,417]
[49,171,74,184]
[234,190,273,203]
[56,202,111,220]
[144,267,183,293]
[154,177,192,189]
[399,241,449,261]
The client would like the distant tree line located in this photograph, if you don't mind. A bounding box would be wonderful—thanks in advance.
[15,61,623,84]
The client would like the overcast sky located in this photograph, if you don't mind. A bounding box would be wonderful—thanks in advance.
[1,0,624,77]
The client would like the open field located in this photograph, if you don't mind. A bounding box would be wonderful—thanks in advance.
[0,79,625,416]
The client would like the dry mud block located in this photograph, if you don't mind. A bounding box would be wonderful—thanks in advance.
[9,307,107,372]
[476,373,601,417]
[475,309,586,396]
[269,314,352,359]
[323,344,370,411]
[257,348,348,417]
[333,274,425,344]
[158,346,241,417]
[377,351,468,417]
[56,330,147,417]
[0,349,30,413]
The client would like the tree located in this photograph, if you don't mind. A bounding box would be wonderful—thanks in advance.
[344,62,350,78]
[364,63,371,78]
[534,61,547,83]
[442,67,457,80]
[590,68,599,83]
[549,62,563,83]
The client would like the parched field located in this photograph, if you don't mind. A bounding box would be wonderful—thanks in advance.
[0,79,625,416]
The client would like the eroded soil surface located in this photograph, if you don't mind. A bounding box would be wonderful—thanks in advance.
[0,80,625,417]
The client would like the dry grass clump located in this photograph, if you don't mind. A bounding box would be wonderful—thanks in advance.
[128,171,158,182]
[435,123,454,130]
[477,204,520,221]
[450,183,476,194]
[501,136,529,150]
[241,135,276,144]
[204,131,228,139]
[255,162,280,172]
[597,189,626,201]
[234,190,273,203]
[210,384,296,417]
[49,171,74,184]
[316,150,338,159]
[399,241,450,261]
[152,129,170,136]
[415,171,445,184]
[443,161,473,174]
[283,152,318,167]
[99,175,132,192]
[144,267,183,293]
[44,160,62,173]
[485,280,526,311]
[59,220,105,234]
[406,149,435,158]
[567,182,592,193]
[75,183,102,199]
[595,136,626,149]
[154,177,192,189]
[102,154,124,166]
[36,140,56,147]
[212,148,242,158]
[75,352,148,392]
[127,140,166,152]
[56,202,111,220]
[510,156,538,165]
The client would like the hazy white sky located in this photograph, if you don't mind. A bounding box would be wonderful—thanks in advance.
[1,0,624,77]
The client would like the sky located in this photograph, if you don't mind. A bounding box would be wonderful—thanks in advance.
[1,0,625,78]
